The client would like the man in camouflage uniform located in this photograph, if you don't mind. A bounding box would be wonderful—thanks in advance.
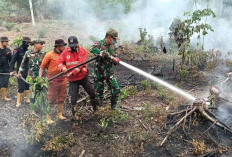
[0,37,12,101]
[18,40,45,79]
[10,37,31,107]
[90,28,120,109]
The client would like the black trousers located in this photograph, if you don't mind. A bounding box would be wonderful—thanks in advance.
[69,76,95,106]
[0,74,9,88]
[17,74,29,93]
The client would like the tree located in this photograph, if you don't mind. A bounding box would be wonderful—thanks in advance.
[169,8,216,65]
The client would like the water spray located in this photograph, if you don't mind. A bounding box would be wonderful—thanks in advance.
[119,61,196,101]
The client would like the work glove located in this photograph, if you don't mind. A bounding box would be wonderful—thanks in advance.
[66,72,73,77]
[10,71,15,76]
[99,51,109,58]
[112,57,120,65]
[62,66,68,73]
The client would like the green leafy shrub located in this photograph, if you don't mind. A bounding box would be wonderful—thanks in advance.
[10,35,23,48]
[141,102,155,120]
[120,88,128,100]
[26,76,50,114]
[127,85,138,95]
[37,28,47,38]
[3,21,15,31]
[141,80,151,91]
[9,77,17,86]
[155,84,174,103]
[179,69,189,80]
[42,133,76,152]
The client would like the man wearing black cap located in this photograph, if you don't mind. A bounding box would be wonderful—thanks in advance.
[58,36,97,121]
[10,37,31,107]
[39,39,67,124]
[0,36,12,101]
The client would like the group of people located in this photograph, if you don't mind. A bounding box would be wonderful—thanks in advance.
[0,28,121,124]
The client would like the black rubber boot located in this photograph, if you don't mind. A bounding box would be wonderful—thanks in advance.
[98,99,103,107]
[111,96,119,110]
[71,105,80,122]
[90,99,98,112]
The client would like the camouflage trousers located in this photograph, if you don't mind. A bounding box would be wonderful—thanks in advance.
[93,69,120,101]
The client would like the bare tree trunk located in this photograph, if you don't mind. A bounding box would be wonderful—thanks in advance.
[220,0,224,17]
[29,0,35,26]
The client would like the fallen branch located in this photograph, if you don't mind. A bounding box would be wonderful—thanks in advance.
[160,99,232,146]
[79,149,85,157]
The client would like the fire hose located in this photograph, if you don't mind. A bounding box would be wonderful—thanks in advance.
[0,73,30,85]
[0,57,98,85]
[0,54,118,85]
[48,56,98,82]
[48,54,119,82]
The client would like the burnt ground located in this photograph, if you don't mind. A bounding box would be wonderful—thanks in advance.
[1,57,232,157]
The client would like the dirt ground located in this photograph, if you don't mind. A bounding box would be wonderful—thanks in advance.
[1,57,232,157]
[1,21,232,157]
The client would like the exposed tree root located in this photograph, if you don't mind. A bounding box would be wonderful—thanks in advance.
[160,99,232,146]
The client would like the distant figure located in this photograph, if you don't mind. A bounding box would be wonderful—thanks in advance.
[163,47,167,54]
[0,37,12,101]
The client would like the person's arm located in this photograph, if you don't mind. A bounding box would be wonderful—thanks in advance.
[90,42,101,55]
[58,51,67,73]
[18,51,28,77]
[39,52,50,77]
[6,48,12,64]
[9,49,18,73]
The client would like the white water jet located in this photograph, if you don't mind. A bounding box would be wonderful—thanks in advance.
[119,61,196,101]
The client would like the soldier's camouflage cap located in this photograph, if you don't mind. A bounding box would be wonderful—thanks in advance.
[31,39,45,45]
[106,28,119,40]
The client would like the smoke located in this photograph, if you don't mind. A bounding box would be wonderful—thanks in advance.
[46,0,232,52]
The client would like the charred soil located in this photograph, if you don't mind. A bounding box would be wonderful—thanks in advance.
[1,57,232,157]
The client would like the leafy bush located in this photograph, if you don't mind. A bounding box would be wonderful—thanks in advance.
[10,35,23,48]
[155,84,174,104]
[127,85,138,95]
[42,133,76,152]
[141,102,155,120]
[37,28,47,38]
[2,21,15,31]
[169,8,216,65]
[26,76,50,114]
[9,77,17,86]
[119,88,128,100]
[141,80,151,91]
[119,85,137,101]
[179,69,189,80]
[15,26,21,32]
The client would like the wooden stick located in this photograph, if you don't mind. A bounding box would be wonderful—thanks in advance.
[79,149,85,157]
[160,107,197,146]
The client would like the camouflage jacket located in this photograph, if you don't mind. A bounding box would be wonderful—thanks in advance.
[90,39,118,67]
[19,50,45,78]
